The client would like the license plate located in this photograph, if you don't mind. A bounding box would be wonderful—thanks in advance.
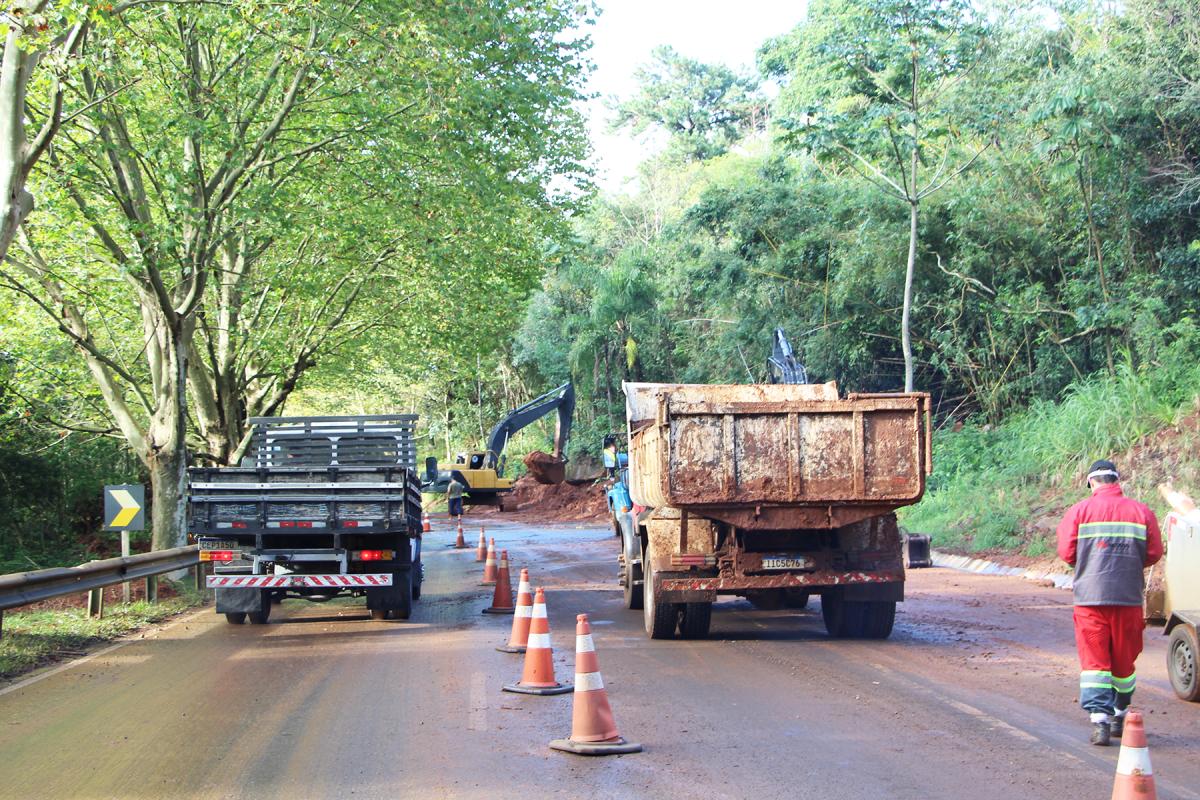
[198,538,238,551]
[761,555,813,570]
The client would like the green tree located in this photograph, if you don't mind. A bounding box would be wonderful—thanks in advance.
[767,0,991,392]
[611,45,763,162]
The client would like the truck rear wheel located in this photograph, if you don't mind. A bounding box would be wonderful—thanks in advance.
[822,595,895,639]
[390,569,413,620]
[224,612,246,625]
[679,602,712,639]
[644,571,678,639]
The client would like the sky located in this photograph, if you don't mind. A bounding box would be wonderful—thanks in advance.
[583,0,810,193]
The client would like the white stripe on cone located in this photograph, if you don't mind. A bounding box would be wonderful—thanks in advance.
[1116,747,1153,776]
[576,634,596,653]
[532,604,547,619]
[515,606,532,618]
[574,671,604,692]
[526,633,552,649]
[517,581,531,594]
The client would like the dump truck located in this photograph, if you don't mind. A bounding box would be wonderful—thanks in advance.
[187,415,423,624]
[617,381,932,639]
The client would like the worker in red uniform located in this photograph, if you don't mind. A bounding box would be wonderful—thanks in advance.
[1056,459,1162,746]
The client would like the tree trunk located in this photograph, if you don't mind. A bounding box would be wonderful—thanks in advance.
[147,445,187,552]
[902,198,918,393]
[0,17,37,267]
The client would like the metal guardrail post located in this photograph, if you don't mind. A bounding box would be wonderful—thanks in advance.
[121,531,131,604]
[88,586,104,619]
[146,575,157,604]
[194,561,203,592]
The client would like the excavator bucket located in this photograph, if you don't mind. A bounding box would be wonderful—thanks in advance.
[524,450,566,484]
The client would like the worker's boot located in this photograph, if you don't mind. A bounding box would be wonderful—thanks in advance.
[1090,720,1111,746]
[1110,712,1125,738]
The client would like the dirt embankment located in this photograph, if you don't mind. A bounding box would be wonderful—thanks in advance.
[497,475,608,522]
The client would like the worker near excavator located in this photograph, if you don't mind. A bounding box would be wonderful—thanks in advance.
[446,478,465,521]
[1056,459,1162,746]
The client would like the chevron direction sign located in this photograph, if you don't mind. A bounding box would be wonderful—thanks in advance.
[103,485,145,531]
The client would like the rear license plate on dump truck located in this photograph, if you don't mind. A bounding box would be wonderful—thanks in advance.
[199,538,238,551]
[761,555,813,570]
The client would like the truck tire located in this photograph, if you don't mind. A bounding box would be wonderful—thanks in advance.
[784,589,810,610]
[248,608,271,625]
[679,602,712,639]
[390,569,413,620]
[821,593,860,638]
[224,612,247,625]
[623,560,644,611]
[859,601,896,639]
[412,560,423,601]
[1168,624,1200,702]
[644,571,678,639]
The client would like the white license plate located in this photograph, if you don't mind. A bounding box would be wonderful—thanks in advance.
[199,538,238,551]
[761,555,813,570]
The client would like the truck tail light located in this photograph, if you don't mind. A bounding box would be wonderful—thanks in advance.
[354,550,393,561]
[343,520,359,528]
[200,550,238,562]
[232,521,248,529]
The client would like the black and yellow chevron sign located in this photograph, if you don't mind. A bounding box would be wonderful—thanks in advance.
[103,485,145,531]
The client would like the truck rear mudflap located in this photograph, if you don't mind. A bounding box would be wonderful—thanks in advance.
[207,574,393,589]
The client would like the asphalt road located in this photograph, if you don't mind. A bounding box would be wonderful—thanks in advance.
[0,518,1197,799]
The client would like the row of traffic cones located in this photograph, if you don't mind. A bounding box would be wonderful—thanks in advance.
[447,523,640,756]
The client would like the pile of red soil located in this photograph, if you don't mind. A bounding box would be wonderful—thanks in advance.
[522,450,566,485]
[502,475,608,521]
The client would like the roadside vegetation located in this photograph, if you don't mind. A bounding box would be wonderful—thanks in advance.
[0,580,207,680]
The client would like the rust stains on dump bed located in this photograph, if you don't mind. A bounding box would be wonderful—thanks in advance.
[624,382,932,530]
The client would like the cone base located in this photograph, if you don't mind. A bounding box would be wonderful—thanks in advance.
[549,737,643,756]
[496,645,527,653]
[503,682,572,696]
[482,607,516,614]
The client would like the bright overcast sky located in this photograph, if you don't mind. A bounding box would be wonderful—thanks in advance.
[584,1,809,192]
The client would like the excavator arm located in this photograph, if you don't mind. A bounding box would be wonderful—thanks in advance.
[484,382,575,474]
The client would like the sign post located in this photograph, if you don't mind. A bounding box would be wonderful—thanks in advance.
[104,485,145,604]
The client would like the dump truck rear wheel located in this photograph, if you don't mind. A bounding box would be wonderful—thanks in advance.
[644,572,678,639]
[679,602,712,639]
[858,601,895,639]
[1168,624,1200,702]
[224,612,246,625]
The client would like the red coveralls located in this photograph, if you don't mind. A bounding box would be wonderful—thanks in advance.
[1056,483,1162,720]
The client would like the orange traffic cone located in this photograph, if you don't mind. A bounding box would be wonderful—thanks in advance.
[483,550,515,614]
[453,523,467,549]
[1111,711,1156,800]
[475,529,487,562]
[422,512,431,533]
[481,538,498,585]
[503,588,571,695]
[550,613,643,755]
[497,569,534,652]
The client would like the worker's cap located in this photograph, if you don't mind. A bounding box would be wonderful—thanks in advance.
[1086,459,1119,484]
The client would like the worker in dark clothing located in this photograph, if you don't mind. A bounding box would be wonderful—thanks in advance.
[1056,459,1163,746]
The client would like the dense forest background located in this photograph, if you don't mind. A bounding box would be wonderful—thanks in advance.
[3,0,1200,566]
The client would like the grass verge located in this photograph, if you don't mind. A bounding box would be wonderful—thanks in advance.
[0,580,208,681]
[900,358,1200,554]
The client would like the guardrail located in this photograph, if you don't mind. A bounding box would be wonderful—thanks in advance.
[0,545,200,639]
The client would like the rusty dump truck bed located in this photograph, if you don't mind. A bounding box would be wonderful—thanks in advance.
[624,382,932,530]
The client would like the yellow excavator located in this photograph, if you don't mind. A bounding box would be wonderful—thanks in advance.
[423,382,575,506]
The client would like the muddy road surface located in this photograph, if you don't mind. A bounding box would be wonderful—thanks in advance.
[0,519,1196,799]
